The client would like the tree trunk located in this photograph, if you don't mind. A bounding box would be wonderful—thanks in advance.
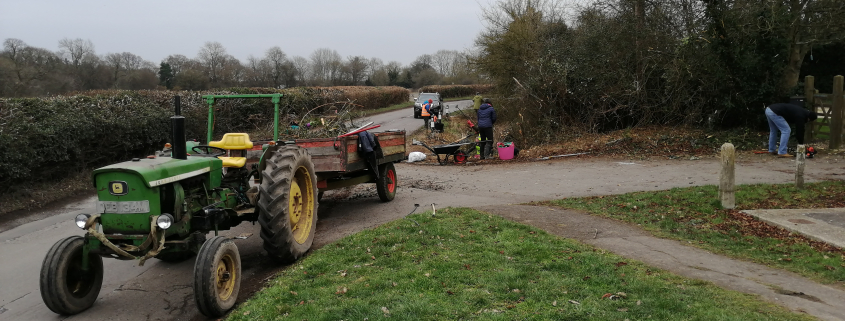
[780,42,809,96]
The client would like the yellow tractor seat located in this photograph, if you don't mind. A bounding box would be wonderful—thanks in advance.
[208,133,253,168]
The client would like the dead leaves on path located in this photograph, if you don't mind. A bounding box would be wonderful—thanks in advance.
[716,210,844,255]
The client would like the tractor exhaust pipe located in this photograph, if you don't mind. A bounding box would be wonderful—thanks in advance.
[172,96,187,160]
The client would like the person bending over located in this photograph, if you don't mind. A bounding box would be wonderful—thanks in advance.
[765,103,817,157]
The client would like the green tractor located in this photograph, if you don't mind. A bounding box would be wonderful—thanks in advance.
[39,94,405,317]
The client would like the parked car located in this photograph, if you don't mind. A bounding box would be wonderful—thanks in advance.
[414,92,442,118]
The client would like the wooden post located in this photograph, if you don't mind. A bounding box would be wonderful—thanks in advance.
[719,143,735,209]
[804,76,815,143]
[830,75,844,149]
[795,144,805,189]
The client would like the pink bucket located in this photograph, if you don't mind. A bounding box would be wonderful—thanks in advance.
[497,142,515,160]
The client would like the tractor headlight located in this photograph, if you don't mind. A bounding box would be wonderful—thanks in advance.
[75,214,90,229]
[156,214,174,229]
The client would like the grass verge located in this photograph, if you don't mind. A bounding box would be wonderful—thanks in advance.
[228,208,810,320]
[546,181,845,285]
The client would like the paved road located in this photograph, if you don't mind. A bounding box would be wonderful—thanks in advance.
[0,102,470,321]
[2,100,844,320]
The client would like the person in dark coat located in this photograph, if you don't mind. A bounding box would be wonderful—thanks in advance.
[765,103,817,157]
[476,98,497,159]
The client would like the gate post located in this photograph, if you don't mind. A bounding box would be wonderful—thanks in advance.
[830,75,844,149]
[804,76,815,143]
[719,143,735,209]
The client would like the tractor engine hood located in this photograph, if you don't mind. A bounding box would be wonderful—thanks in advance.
[92,156,223,188]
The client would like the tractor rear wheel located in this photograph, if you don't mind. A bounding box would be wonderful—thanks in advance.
[376,162,397,202]
[193,236,241,318]
[257,146,318,262]
[40,235,103,315]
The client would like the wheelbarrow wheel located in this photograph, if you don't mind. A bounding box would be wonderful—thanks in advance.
[376,162,397,202]
[454,151,467,164]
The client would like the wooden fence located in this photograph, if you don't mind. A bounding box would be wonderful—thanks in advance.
[803,75,845,148]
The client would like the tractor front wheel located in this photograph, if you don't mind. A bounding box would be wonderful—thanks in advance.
[258,146,318,263]
[40,236,104,315]
[376,162,397,202]
[193,236,241,318]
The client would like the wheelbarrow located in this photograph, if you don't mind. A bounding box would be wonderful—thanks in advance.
[414,139,490,165]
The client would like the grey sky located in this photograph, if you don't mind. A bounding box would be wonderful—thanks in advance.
[1,0,496,66]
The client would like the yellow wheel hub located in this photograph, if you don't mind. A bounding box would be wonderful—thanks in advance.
[215,254,236,301]
[289,166,314,244]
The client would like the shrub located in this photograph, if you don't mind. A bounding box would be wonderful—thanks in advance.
[418,84,494,98]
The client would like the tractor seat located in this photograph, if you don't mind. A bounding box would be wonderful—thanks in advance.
[208,133,253,168]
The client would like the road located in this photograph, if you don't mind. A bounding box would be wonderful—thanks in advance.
[0,100,472,321]
[2,99,845,320]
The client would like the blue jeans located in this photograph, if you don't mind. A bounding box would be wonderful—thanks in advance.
[765,107,790,155]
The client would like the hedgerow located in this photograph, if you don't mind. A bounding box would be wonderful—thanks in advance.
[418,84,494,98]
[0,86,408,191]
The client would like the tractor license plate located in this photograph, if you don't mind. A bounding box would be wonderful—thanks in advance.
[97,201,150,214]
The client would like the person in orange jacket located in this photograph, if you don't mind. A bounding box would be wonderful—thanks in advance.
[421,99,432,129]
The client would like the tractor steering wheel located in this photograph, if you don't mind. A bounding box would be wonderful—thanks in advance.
[191,145,226,157]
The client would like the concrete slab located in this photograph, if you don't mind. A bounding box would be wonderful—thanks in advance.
[742,208,845,249]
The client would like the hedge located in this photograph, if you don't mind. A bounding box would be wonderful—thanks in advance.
[0,86,409,190]
[418,84,494,99]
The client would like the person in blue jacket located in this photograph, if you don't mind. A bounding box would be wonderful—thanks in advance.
[476,98,497,159]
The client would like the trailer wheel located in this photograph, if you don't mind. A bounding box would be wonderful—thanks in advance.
[376,162,397,202]
[258,146,318,262]
[193,236,241,318]
[40,236,103,315]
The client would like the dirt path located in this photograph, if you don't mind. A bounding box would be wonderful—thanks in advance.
[478,204,845,321]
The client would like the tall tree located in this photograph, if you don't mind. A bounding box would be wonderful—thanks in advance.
[345,56,369,85]
[58,38,98,89]
[309,48,342,86]
[159,62,174,89]
[197,41,228,87]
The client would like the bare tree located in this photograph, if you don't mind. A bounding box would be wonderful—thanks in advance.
[163,54,190,77]
[197,41,228,87]
[2,38,61,96]
[58,38,95,69]
[58,38,99,89]
[245,55,271,87]
[309,48,343,86]
[345,56,369,85]
[291,55,310,85]
[104,52,152,88]
[265,46,289,88]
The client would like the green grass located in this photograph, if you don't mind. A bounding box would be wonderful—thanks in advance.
[548,181,845,285]
[228,208,810,321]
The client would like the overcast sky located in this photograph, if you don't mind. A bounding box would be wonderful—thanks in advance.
[0,0,497,66]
